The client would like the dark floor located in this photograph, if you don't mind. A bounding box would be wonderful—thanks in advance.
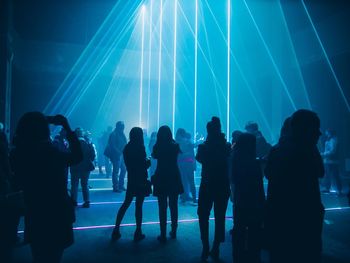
[12,171,350,263]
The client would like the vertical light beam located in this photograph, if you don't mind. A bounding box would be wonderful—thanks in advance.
[147,0,153,131]
[157,0,163,129]
[194,0,198,140]
[139,5,146,127]
[227,0,231,140]
[301,0,350,113]
[172,0,178,135]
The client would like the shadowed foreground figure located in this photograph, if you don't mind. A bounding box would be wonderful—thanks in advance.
[265,109,324,263]
[111,127,151,242]
[10,113,82,263]
[151,126,183,243]
[196,117,231,260]
[231,133,265,263]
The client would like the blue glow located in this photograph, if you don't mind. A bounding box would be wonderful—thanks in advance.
[139,6,146,127]
[194,0,198,139]
[172,0,178,135]
[301,0,350,113]
[147,0,153,131]
[227,0,231,140]
[157,0,163,129]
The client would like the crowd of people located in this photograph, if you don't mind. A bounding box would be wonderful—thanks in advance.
[0,109,349,263]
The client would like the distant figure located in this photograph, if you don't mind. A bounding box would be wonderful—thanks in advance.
[151,126,183,243]
[98,126,113,177]
[178,131,197,204]
[10,113,82,263]
[70,128,96,208]
[105,121,127,192]
[196,117,231,260]
[265,109,324,263]
[111,127,151,242]
[148,132,157,177]
[245,122,271,159]
[321,129,342,195]
[231,133,265,263]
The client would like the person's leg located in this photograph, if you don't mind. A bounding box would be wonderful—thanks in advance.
[212,194,229,258]
[197,186,213,259]
[80,172,90,207]
[111,158,121,191]
[105,157,112,177]
[169,194,179,238]
[134,196,146,241]
[70,172,79,204]
[188,170,197,202]
[112,193,133,240]
[157,195,168,242]
[118,158,127,190]
[322,164,331,192]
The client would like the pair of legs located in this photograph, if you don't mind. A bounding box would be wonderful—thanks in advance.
[157,194,179,241]
[323,163,342,193]
[197,186,229,259]
[179,165,196,202]
[71,171,90,205]
[111,157,126,191]
[112,192,145,241]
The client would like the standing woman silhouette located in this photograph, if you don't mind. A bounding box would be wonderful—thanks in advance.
[111,127,151,242]
[196,117,231,260]
[151,126,183,243]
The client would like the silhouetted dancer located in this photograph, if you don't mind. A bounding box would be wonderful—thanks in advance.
[245,122,271,159]
[70,128,96,208]
[231,133,265,263]
[111,127,151,242]
[10,112,82,263]
[196,117,231,260]
[321,129,342,195]
[151,126,183,243]
[265,109,324,263]
[104,121,127,192]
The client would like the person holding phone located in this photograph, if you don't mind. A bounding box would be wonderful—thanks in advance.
[10,112,82,263]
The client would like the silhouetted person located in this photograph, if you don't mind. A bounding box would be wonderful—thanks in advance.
[98,126,113,177]
[196,117,231,260]
[70,128,96,208]
[321,129,342,195]
[0,122,19,263]
[231,133,265,263]
[245,122,271,159]
[10,112,82,263]
[111,127,151,242]
[151,126,183,243]
[265,109,324,263]
[105,121,127,192]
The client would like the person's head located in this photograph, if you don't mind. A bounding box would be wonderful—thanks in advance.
[325,129,336,139]
[175,128,186,142]
[234,133,256,160]
[156,125,173,144]
[115,121,125,132]
[14,112,50,146]
[75,127,84,138]
[206,117,222,138]
[231,130,243,145]
[279,117,292,144]
[245,121,259,133]
[129,127,144,145]
[291,109,321,146]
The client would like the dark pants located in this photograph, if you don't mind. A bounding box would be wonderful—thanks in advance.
[111,157,126,190]
[323,163,342,193]
[71,171,90,203]
[197,186,229,246]
[115,192,145,231]
[179,163,196,202]
[157,194,179,236]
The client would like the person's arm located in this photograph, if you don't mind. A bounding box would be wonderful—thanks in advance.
[195,144,204,164]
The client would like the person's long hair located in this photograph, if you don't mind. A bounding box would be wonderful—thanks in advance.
[14,112,50,148]
[129,127,144,145]
[155,126,173,146]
